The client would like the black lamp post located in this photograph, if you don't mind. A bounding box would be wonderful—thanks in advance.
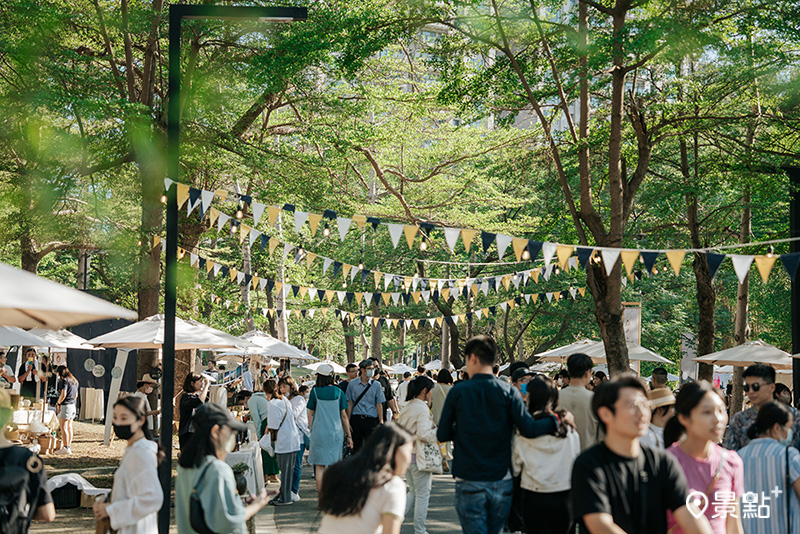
[163,5,306,533]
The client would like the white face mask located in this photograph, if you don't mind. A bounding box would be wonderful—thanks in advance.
[781,428,794,447]
[365,369,375,378]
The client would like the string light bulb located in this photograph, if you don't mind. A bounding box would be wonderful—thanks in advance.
[236,207,244,219]
[420,240,428,251]
[358,260,364,270]
[555,267,560,275]
[160,194,168,204]
[522,249,530,260]
[768,245,774,258]
[323,224,330,237]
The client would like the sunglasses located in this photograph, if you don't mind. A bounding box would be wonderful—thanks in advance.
[743,382,767,393]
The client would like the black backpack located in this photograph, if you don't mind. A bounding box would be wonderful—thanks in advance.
[0,446,36,534]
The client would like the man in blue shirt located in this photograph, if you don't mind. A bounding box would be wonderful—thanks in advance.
[346,359,386,452]
[437,335,569,534]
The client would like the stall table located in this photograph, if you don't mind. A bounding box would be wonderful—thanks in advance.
[224,441,264,497]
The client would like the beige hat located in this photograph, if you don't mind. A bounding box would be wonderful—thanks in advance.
[648,387,676,408]
[138,374,159,386]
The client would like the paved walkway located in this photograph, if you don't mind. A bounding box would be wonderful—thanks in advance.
[32,464,461,533]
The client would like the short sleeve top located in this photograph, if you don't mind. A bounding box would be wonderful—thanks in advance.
[307,385,347,411]
[318,476,407,534]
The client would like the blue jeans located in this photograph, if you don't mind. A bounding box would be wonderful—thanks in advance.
[454,478,514,534]
[292,441,306,494]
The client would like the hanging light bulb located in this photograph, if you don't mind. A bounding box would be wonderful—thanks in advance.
[522,249,530,260]
[420,240,428,251]
[342,282,347,288]
[323,224,330,237]
[768,245,774,258]
[662,266,668,272]
[555,267,560,275]
[358,260,364,270]
[137,240,142,247]
[160,194,167,204]
[236,206,244,219]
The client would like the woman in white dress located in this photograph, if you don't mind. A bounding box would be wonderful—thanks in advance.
[93,395,163,534]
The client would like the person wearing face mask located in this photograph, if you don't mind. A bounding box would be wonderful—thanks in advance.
[175,402,271,534]
[397,376,439,534]
[775,383,793,407]
[723,364,800,451]
[664,381,744,534]
[93,396,164,534]
[346,359,386,453]
[738,401,800,534]
[555,369,570,389]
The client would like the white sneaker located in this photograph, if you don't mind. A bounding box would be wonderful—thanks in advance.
[290,492,300,502]
[53,447,70,455]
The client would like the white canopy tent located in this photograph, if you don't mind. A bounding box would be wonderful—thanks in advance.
[694,340,793,370]
[423,359,442,371]
[87,315,253,446]
[0,262,137,329]
[0,326,56,348]
[386,363,415,375]
[538,339,671,364]
[28,328,100,351]
[303,360,347,374]
[215,330,317,362]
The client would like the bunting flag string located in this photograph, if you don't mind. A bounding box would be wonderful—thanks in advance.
[164,179,800,285]
[164,238,596,312]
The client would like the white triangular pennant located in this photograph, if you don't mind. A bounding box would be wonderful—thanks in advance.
[164,177,174,190]
[391,293,400,305]
[294,211,308,233]
[542,242,558,266]
[428,318,436,327]
[217,213,230,233]
[251,202,266,226]
[237,272,245,284]
[499,301,508,312]
[496,234,513,260]
[600,248,621,277]
[384,274,392,291]
[337,291,346,305]
[189,253,198,266]
[200,190,214,216]
[337,217,352,241]
[323,258,333,275]
[524,294,532,303]
[282,243,293,260]
[475,309,483,319]
[364,293,373,306]
[213,263,222,276]
[546,292,554,302]
[387,224,403,249]
[350,267,359,281]
[249,229,259,248]
[308,309,315,319]
[730,254,754,284]
[480,281,489,295]
[421,290,430,303]
[443,227,461,253]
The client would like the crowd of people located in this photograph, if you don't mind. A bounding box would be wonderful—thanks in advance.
[6,338,800,534]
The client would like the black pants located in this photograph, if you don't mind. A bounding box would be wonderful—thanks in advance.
[506,475,524,532]
[350,415,380,452]
[521,488,571,534]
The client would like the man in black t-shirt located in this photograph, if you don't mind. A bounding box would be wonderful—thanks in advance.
[338,363,358,395]
[570,375,712,534]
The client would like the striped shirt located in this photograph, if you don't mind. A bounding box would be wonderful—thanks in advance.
[737,438,800,534]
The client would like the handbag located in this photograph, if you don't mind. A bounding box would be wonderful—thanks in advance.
[190,461,216,534]
[415,440,444,474]
[260,399,290,455]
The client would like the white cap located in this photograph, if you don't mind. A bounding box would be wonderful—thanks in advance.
[316,363,334,377]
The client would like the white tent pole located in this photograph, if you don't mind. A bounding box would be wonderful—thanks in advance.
[103,349,131,446]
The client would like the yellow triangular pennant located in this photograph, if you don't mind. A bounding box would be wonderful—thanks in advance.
[531,294,538,303]
[412,319,420,329]
[267,206,280,226]
[308,213,322,236]
[578,287,586,297]
[531,268,540,284]
[501,275,511,291]
[352,214,367,230]
[471,283,479,296]
[252,276,259,290]
[508,299,516,308]
[404,225,418,249]
[482,307,489,317]
[305,252,318,269]
[299,286,308,299]
[325,290,334,303]
[269,237,279,255]
[342,264,352,280]
[321,308,328,317]
[239,224,249,244]
[665,250,686,275]
[153,235,161,248]
[620,250,640,275]
[412,292,420,304]
[230,268,238,282]
[373,317,380,326]
[205,260,214,274]
[556,245,574,269]
[461,229,478,253]
[512,238,528,261]
[373,271,382,288]
[382,293,391,305]
[208,208,220,226]
[355,292,363,305]
[275,282,283,294]
[268,309,275,318]
[441,287,450,301]
[176,183,190,208]
[214,189,228,202]
[294,310,301,319]
[754,255,777,283]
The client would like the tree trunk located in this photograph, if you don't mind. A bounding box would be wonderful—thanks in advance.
[730,187,752,417]
[396,324,406,364]
[587,261,628,375]
[370,300,382,363]
[449,319,461,369]
[275,217,288,342]
[343,317,356,363]
[441,323,450,370]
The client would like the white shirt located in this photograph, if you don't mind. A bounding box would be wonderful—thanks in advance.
[1,364,13,389]
[268,397,300,454]
[640,423,665,449]
[132,391,154,431]
[106,438,163,534]
[318,475,406,534]
[512,427,580,493]
[289,395,310,439]
[397,399,438,444]
[395,380,411,412]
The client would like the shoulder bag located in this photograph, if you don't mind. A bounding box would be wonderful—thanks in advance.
[259,401,287,456]
[190,461,216,534]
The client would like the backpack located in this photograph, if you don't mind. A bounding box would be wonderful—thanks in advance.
[0,446,36,534]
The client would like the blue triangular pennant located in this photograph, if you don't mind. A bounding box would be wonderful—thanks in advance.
[781,252,800,282]
[706,252,726,279]
[481,231,496,253]
[576,247,594,270]
[640,251,660,273]
[526,241,543,263]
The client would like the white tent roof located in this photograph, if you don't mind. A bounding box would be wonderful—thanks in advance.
[423,359,442,370]
[0,326,57,348]
[87,314,253,350]
[217,330,317,361]
[303,360,347,374]
[387,363,415,374]
[27,328,100,350]
[538,339,671,364]
[0,262,137,329]
[694,340,793,370]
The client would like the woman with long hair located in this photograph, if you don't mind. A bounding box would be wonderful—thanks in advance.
[279,375,310,501]
[178,372,210,452]
[250,379,280,483]
[92,396,164,534]
[175,403,271,533]
[738,401,800,533]
[512,375,579,534]
[397,375,439,534]
[54,365,78,455]
[307,364,352,492]
[664,380,744,534]
[265,378,300,506]
[318,422,413,534]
